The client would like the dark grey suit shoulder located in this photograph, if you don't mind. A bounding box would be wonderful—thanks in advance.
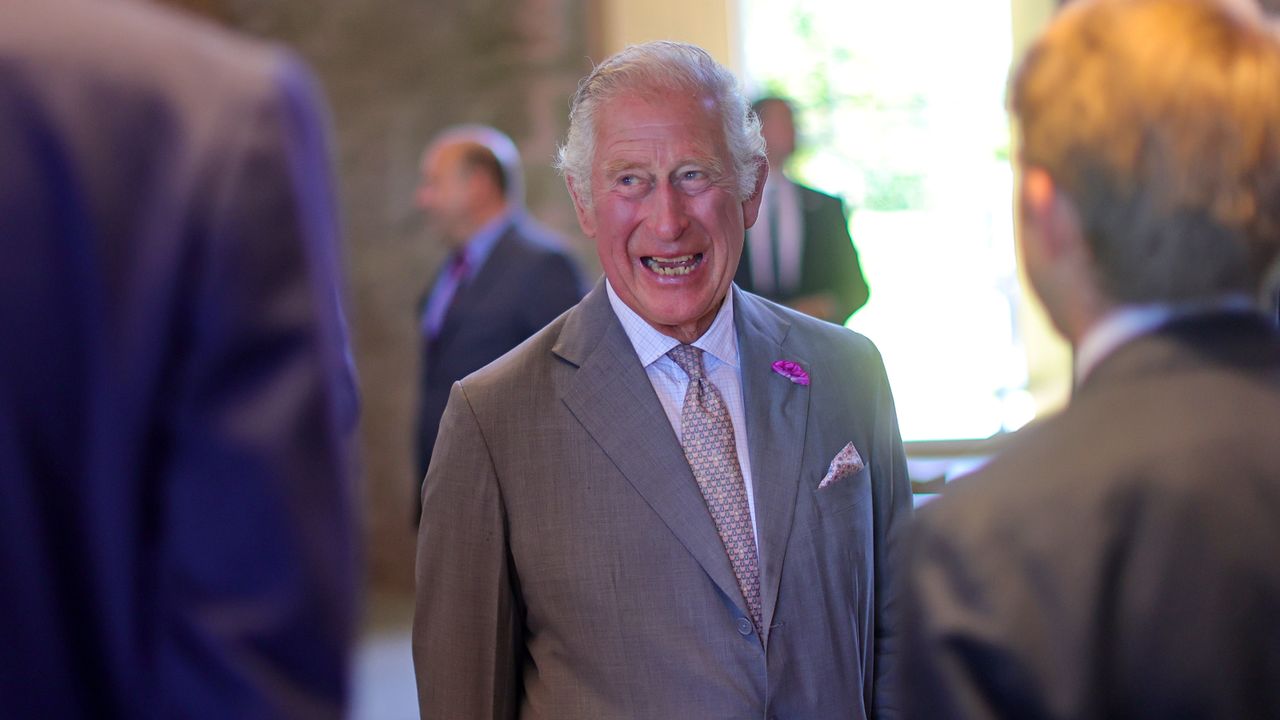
[904,313,1280,719]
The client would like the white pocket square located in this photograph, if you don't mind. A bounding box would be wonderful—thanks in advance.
[817,442,865,489]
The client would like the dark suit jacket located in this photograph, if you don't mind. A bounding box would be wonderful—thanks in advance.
[414,282,912,719]
[0,1,359,717]
[416,219,583,481]
[902,312,1280,719]
[735,182,870,324]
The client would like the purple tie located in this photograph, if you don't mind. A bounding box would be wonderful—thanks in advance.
[422,251,470,339]
[667,344,762,632]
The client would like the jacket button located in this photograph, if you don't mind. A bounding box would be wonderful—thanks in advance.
[736,617,753,636]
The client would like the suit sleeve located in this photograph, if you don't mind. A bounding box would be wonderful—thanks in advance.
[815,196,869,322]
[870,343,912,719]
[414,383,521,720]
[158,52,359,720]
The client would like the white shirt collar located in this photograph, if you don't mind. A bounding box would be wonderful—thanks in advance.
[1075,293,1256,384]
[605,280,739,369]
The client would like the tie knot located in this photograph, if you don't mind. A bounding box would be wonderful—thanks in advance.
[447,251,470,280]
[667,344,706,381]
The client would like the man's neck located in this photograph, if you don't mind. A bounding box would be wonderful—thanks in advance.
[450,204,511,250]
[471,201,508,231]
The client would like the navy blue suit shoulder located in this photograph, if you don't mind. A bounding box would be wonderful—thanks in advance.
[0,1,359,717]
[415,219,585,480]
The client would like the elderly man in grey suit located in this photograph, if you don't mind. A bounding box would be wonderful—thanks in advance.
[902,0,1280,718]
[413,41,912,719]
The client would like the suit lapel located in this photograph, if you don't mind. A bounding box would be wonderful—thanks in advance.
[554,283,748,617]
[434,225,517,344]
[733,288,809,646]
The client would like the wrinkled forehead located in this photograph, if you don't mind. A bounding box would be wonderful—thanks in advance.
[591,89,728,158]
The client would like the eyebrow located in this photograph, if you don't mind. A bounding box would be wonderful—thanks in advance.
[683,156,726,177]
[601,159,646,177]
[600,155,728,178]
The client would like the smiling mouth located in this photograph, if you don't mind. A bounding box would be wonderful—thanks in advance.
[641,253,703,277]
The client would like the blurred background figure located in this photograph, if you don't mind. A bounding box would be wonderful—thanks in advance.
[903,0,1280,717]
[413,126,585,500]
[735,97,870,324]
[0,0,359,717]
[1265,259,1280,326]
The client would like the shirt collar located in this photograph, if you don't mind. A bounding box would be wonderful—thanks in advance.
[605,280,739,370]
[1075,293,1257,384]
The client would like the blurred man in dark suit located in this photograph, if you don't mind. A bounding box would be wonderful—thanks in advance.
[903,0,1280,717]
[735,97,870,325]
[0,0,359,716]
[414,126,584,489]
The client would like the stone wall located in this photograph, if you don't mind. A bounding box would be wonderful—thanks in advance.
[174,0,600,594]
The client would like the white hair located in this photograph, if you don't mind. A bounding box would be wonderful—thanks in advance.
[555,41,766,209]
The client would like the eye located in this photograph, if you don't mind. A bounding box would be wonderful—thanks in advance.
[614,173,649,196]
[678,168,712,191]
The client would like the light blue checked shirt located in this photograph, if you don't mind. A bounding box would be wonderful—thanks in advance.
[605,281,759,542]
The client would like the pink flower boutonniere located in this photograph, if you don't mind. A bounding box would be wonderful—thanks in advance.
[771,360,810,386]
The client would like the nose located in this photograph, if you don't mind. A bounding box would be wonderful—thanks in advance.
[648,181,689,242]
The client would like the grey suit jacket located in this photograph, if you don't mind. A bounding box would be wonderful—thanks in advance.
[902,312,1280,719]
[414,281,911,719]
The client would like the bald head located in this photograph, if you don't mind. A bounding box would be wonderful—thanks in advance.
[416,138,510,248]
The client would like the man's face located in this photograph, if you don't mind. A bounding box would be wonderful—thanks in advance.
[568,90,765,343]
[757,100,796,171]
[415,143,473,248]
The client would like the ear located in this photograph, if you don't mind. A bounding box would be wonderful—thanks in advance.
[1019,166,1086,262]
[1018,164,1104,339]
[566,176,597,238]
[741,158,769,230]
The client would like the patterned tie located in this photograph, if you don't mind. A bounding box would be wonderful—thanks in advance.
[667,344,762,632]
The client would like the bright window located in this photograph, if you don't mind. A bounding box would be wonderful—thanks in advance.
[740,0,1049,441]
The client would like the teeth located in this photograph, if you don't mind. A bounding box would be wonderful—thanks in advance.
[642,254,701,276]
